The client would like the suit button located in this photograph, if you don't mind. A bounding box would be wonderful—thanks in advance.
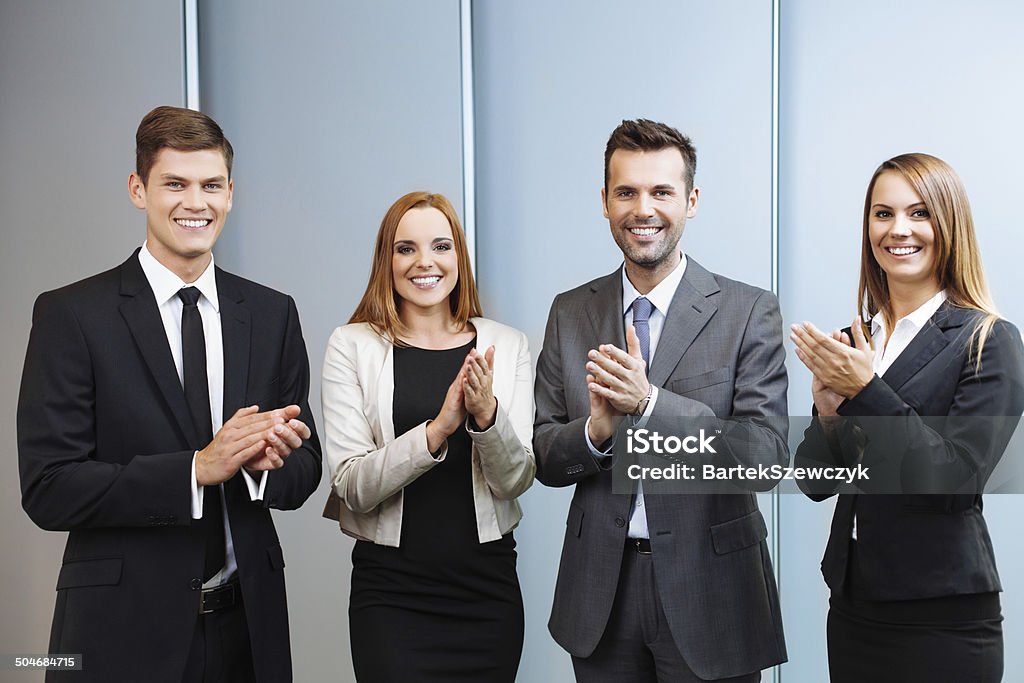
[614,518,625,528]
[190,578,202,591]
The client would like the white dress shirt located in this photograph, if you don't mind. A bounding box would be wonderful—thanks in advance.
[585,255,688,539]
[871,290,948,377]
[137,242,267,586]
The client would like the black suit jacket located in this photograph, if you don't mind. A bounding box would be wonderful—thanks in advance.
[18,250,322,682]
[796,302,1024,601]
[534,260,788,680]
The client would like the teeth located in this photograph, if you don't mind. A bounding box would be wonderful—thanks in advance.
[887,246,920,256]
[411,276,441,285]
[629,227,660,236]
[176,219,210,228]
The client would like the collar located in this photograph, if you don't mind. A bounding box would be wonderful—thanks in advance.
[870,289,947,338]
[138,242,220,313]
[621,253,688,317]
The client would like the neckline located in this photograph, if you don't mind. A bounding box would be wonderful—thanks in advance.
[397,335,476,352]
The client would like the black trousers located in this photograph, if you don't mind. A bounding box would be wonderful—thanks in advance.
[181,593,256,683]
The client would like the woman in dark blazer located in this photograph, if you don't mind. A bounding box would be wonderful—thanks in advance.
[791,153,1024,683]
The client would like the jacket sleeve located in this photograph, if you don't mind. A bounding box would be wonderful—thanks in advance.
[793,407,867,500]
[18,291,195,531]
[321,327,443,514]
[468,329,536,500]
[839,318,1024,499]
[259,295,323,510]
[533,295,606,487]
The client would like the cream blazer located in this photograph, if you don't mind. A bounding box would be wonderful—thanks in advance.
[321,318,535,547]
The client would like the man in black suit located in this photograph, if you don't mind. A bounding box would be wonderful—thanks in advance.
[18,106,322,682]
[534,119,787,682]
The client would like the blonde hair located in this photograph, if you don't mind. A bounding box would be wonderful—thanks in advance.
[858,153,999,366]
[349,191,482,343]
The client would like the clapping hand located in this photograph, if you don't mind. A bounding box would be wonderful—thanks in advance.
[462,346,498,430]
[585,325,650,444]
[198,405,310,484]
[426,367,468,454]
[586,325,651,414]
[791,317,875,402]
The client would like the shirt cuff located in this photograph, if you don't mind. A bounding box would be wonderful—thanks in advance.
[241,468,268,501]
[191,451,203,520]
[584,417,615,459]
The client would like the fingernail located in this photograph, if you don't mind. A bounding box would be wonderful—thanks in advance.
[275,425,285,434]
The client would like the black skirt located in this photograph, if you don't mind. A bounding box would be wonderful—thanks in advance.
[828,542,1003,682]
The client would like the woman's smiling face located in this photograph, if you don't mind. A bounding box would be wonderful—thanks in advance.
[868,171,939,292]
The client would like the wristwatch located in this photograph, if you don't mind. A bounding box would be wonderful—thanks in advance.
[631,385,653,416]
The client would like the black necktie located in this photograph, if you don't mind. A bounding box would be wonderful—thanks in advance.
[178,287,224,582]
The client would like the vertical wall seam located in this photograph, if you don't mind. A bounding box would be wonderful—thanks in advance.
[460,0,477,275]
[183,0,200,109]
[770,1,782,682]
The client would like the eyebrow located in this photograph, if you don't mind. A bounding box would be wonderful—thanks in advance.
[871,201,927,210]
[159,173,227,184]
[393,237,454,246]
[612,183,677,192]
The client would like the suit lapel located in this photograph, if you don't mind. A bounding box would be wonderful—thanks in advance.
[217,270,251,416]
[585,268,627,350]
[379,343,396,442]
[648,259,719,387]
[118,252,199,446]
[878,301,970,392]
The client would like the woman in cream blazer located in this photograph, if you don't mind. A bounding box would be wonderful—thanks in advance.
[322,191,534,683]
[322,315,535,546]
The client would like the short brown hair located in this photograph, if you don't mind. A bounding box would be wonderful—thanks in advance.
[604,119,697,192]
[135,105,234,185]
[349,191,482,343]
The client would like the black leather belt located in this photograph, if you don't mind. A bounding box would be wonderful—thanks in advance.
[200,577,241,615]
[626,538,652,555]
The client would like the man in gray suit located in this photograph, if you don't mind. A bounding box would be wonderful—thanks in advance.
[534,119,788,682]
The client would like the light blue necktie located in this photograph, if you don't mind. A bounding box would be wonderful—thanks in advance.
[631,296,653,373]
[629,296,655,539]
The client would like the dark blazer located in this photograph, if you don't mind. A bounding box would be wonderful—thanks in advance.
[534,259,788,681]
[18,250,322,682]
[796,302,1024,601]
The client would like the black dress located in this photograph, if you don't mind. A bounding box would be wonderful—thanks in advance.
[349,338,524,682]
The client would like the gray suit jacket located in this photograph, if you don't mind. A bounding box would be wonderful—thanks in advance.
[534,258,788,680]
